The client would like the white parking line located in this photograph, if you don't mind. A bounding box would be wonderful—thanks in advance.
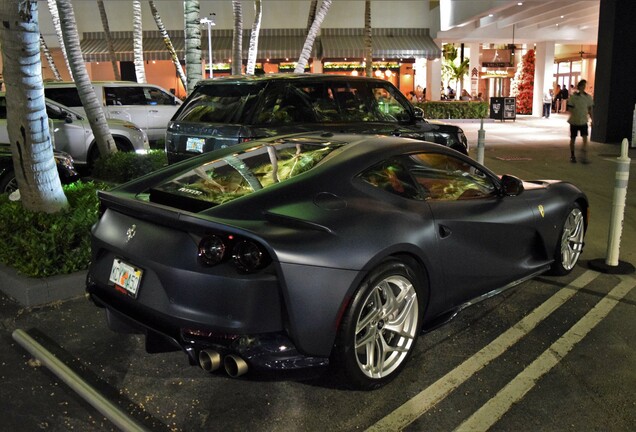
[366,270,600,432]
[454,275,636,432]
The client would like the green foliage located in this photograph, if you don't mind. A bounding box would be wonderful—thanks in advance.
[416,101,489,119]
[92,150,167,183]
[0,181,104,277]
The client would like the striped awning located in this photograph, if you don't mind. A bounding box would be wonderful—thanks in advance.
[321,28,441,60]
[80,28,314,63]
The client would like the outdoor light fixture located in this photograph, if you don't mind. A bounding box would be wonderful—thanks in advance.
[200,13,216,78]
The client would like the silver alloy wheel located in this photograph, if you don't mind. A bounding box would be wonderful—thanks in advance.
[4,176,18,194]
[560,207,585,271]
[354,274,419,379]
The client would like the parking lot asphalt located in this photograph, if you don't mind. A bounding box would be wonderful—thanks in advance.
[1,113,635,432]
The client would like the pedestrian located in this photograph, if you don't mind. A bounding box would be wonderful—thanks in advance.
[543,89,553,118]
[566,79,594,163]
[559,84,569,113]
[553,84,562,112]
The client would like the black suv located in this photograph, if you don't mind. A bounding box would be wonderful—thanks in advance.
[166,74,468,164]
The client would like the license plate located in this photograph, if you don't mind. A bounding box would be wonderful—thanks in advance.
[186,137,205,153]
[109,258,143,298]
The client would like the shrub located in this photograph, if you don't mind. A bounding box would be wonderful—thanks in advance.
[0,181,103,277]
[92,149,167,183]
[416,101,489,119]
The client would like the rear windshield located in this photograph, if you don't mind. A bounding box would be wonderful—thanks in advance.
[176,83,267,123]
[149,137,342,211]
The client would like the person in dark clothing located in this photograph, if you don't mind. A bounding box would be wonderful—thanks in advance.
[559,85,570,113]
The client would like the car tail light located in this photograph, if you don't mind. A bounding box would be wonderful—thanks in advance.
[232,240,269,272]
[198,235,226,265]
[198,234,270,272]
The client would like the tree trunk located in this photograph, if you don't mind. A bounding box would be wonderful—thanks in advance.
[132,0,146,83]
[184,0,202,95]
[295,0,331,73]
[364,0,372,77]
[306,0,317,33]
[97,0,121,80]
[245,0,262,76]
[231,0,243,75]
[56,0,116,159]
[39,33,62,81]
[46,0,72,80]
[149,0,186,91]
[0,0,68,213]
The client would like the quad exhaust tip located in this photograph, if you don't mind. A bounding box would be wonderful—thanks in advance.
[198,350,248,377]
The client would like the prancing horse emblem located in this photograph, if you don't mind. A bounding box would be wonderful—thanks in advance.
[126,224,137,242]
[538,205,545,218]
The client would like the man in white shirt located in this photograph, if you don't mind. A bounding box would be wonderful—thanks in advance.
[566,80,594,163]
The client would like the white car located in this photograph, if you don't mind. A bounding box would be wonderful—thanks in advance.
[0,93,149,166]
[44,81,181,143]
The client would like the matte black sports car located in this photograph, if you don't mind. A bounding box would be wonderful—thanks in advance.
[87,133,588,389]
[0,144,79,194]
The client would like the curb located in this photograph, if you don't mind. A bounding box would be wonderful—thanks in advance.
[0,263,86,307]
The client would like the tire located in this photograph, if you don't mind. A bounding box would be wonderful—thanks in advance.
[332,258,426,390]
[549,204,585,275]
[0,170,18,194]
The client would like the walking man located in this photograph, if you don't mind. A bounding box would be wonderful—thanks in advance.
[567,79,594,163]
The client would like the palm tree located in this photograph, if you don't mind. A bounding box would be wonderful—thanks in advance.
[56,0,116,159]
[40,33,62,81]
[295,0,332,73]
[149,1,187,91]
[364,0,372,77]
[132,0,146,83]
[442,44,469,96]
[231,0,243,75]
[47,0,72,80]
[97,0,121,80]
[0,0,67,212]
[245,0,262,76]
[184,0,202,95]
[306,0,317,32]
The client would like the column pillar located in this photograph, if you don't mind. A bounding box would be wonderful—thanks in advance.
[426,58,442,101]
[468,42,481,98]
[592,0,636,143]
[533,42,555,117]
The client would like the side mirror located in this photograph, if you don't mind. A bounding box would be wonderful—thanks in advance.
[64,112,73,123]
[500,174,524,196]
[413,106,424,121]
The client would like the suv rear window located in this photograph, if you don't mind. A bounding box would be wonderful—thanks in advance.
[176,83,267,123]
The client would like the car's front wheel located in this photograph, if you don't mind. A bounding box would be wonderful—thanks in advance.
[332,258,426,390]
[550,204,585,275]
[0,170,18,194]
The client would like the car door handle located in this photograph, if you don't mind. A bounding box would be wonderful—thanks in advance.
[111,110,122,114]
[149,109,159,113]
[439,225,452,238]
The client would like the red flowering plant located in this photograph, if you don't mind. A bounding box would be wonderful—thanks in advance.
[511,49,535,114]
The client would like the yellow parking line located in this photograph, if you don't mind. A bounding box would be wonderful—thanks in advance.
[366,270,599,432]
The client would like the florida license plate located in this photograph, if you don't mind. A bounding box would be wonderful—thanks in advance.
[109,258,143,298]
[186,137,205,153]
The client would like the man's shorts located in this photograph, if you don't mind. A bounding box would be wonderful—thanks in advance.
[570,124,588,138]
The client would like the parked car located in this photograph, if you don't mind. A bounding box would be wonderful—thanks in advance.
[165,74,468,164]
[86,132,587,389]
[0,92,149,166]
[0,144,79,194]
[44,81,181,143]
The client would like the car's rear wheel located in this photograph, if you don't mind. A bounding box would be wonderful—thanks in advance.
[550,204,585,275]
[332,258,426,390]
[0,170,18,194]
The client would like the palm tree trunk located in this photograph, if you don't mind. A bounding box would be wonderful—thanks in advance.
[97,0,121,81]
[184,0,202,95]
[149,0,187,91]
[46,0,72,80]
[40,33,62,81]
[231,0,243,75]
[132,0,146,83]
[0,0,68,212]
[295,0,332,73]
[364,0,373,77]
[56,0,116,159]
[306,0,317,33]
[245,0,262,76]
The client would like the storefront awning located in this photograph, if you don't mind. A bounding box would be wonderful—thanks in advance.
[79,29,314,63]
[321,28,441,60]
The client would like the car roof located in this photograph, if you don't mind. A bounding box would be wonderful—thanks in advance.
[43,81,166,88]
[194,73,394,88]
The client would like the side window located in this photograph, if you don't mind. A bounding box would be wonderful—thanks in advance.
[370,83,412,123]
[407,152,497,201]
[0,97,6,119]
[144,87,174,105]
[44,88,82,108]
[257,84,315,124]
[105,86,147,106]
[359,160,421,200]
